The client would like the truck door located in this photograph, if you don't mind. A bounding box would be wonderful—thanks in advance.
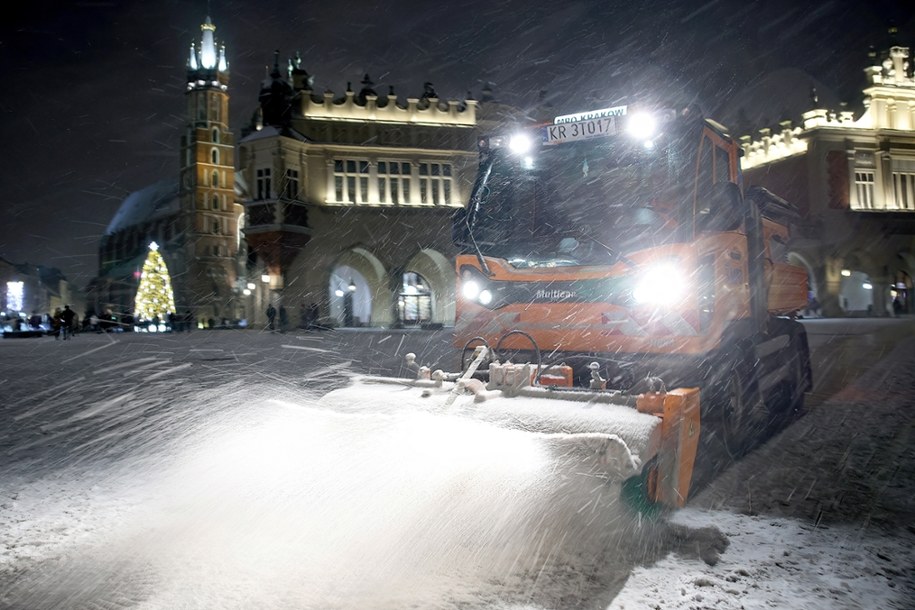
[694,125,741,234]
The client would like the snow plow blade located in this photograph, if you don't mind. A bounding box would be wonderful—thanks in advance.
[318,351,701,509]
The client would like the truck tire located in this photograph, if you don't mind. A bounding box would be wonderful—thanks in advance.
[785,336,809,414]
[768,329,810,428]
[709,349,763,459]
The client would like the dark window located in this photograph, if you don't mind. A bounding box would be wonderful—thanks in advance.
[715,146,730,184]
[284,203,309,227]
[256,168,272,200]
[283,169,299,199]
[248,204,274,225]
[696,136,714,212]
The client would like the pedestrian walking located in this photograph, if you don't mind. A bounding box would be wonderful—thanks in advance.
[266,303,277,331]
[307,302,320,329]
[60,305,76,340]
[279,305,288,333]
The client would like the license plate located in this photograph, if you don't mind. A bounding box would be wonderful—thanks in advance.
[542,117,621,145]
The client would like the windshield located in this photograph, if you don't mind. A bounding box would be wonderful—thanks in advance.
[457,127,687,266]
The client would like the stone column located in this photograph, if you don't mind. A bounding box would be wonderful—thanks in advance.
[821,256,845,317]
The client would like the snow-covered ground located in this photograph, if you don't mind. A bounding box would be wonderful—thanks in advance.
[614,320,915,609]
[1,326,913,608]
[612,510,912,609]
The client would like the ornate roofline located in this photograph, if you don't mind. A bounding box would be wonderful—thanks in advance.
[297,89,477,127]
[741,43,914,169]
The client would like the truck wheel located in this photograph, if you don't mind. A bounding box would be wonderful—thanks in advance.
[716,356,762,459]
[769,336,808,426]
[785,338,808,414]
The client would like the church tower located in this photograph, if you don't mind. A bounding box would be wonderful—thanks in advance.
[178,16,239,321]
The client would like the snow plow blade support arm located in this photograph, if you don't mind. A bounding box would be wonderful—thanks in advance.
[637,388,701,508]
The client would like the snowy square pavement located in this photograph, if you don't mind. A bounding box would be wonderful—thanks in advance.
[0,329,913,609]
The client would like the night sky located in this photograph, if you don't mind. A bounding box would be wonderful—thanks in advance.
[0,0,911,288]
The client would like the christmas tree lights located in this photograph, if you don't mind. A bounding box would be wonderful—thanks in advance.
[134,242,176,325]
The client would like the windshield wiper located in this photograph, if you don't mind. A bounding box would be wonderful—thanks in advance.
[463,154,495,276]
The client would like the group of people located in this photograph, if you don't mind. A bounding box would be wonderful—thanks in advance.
[265,303,288,332]
[51,305,78,339]
[265,302,322,332]
[14,302,326,336]
[165,311,197,332]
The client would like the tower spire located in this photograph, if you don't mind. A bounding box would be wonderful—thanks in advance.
[200,16,217,70]
[187,43,198,71]
[186,15,229,90]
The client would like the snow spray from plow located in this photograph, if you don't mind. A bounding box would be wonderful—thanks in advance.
[0,347,702,609]
[320,346,702,511]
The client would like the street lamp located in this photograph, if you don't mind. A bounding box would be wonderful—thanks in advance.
[348,279,356,292]
[246,282,256,290]
[261,274,271,284]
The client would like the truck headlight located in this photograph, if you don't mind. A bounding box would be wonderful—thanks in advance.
[462,279,482,300]
[508,133,533,155]
[632,262,688,306]
[459,266,506,309]
[626,112,657,141]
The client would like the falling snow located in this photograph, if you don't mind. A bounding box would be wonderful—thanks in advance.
[1,323,914,608]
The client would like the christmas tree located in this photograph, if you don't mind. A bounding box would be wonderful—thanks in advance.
[134,241,176,323]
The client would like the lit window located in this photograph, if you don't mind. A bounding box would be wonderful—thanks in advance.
[418,162,452,205]
[377,160,411,204]
[332,159,369,203]
[854,171,875,210]
[398,272,432,324]
[891,158,915,211]
[359,161,369,203]
[6,281,24,312]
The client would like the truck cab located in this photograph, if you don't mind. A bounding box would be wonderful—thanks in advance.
[453,104,811,452]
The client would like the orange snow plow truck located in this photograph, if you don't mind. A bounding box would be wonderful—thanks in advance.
[322,104,811,512]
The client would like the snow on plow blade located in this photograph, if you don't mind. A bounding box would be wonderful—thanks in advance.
[318,353,701,509]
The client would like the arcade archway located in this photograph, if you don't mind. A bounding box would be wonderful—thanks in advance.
[329,247,392,327]
[402,248,455,326]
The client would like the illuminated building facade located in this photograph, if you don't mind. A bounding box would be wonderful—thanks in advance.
[740,42,915,317]
[238,60,480,328]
